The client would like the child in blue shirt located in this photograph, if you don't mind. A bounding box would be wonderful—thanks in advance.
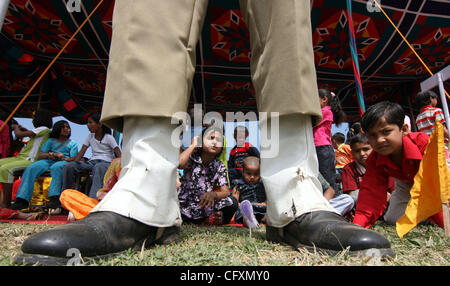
[232,156,266,228]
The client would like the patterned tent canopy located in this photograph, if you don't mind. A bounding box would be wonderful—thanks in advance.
[1,0,449,125]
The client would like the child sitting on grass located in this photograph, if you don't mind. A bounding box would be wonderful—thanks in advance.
[342,133,394,204]
[353,101,445,229]
[317,172,354,217]
[228,125,260,185]
[178,127,238,225]
[231,156,266,228]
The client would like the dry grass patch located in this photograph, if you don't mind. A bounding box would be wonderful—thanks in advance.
[1,220,448,266]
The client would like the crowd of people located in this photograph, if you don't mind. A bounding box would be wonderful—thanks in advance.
[0,112,120,214]
[0,88,448,232]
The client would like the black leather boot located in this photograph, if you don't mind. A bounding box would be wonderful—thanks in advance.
[14,211,180,265]
[266,211,395,258]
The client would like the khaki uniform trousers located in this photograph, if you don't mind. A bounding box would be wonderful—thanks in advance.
[94,0,335,228]
[101,0,321,130]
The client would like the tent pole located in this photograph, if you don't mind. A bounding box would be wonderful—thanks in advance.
[0,0,10,32]
[437,73,450,133]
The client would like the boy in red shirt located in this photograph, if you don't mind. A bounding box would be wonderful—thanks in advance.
[342,133,371,204]
[342,133,394,205]
[353,101,445,229]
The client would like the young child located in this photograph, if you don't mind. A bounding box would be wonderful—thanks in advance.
[331,132,353,171]
[317,173,354,217]
[415,90,449,142]
[345,122,363,144]
[313,89,347,193]
[62,113,121,198]
[342,133,371,204]
[231,156,266,228]
[0,109,52,208]
[228,125,260,184]
[11,120,78,211]
[178,127,238,225]
[353,101,445,229]
[342,133,395,206]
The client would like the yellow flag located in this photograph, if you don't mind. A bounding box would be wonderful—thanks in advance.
[396,121,450,238]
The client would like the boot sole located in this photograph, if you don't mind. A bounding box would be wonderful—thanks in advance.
[266,226,395,259]
[14,227,181,266]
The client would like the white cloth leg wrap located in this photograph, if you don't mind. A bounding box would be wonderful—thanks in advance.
[260,114,337,228]
[92,117,182,227]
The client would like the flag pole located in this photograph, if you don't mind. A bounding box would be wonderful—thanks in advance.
[437,72,450,236]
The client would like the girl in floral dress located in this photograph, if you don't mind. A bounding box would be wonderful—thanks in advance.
[178,127,237,225]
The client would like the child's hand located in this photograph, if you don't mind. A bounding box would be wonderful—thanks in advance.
[231,187,239,200]
[199,192,217,209]
[191,136,200,148]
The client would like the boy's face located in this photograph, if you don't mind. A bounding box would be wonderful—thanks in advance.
[366,117,406,158]
[331,139,338,149]
[242,164,260,185]
[351,142,372,166]
[234,129,247,147]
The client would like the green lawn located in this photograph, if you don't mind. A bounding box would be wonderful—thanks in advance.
[1,221,449,266]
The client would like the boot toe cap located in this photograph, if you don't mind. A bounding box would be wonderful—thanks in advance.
[21,223,102,258]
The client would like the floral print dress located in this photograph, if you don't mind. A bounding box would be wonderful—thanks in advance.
[178,151,232,221]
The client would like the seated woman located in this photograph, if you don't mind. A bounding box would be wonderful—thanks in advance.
[178,127,237,225]
[11,120,78,210]
[62,113,121,198]
[0,109,52,208]
[60,157,122,221]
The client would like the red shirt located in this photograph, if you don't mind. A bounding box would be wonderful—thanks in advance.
[342,161,364,193]
[228,142,260,171]
[353,132,429,228]
[342,161,395,193]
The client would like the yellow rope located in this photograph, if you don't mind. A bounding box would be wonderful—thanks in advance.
[373,0,450,100]
[0,0,105,132]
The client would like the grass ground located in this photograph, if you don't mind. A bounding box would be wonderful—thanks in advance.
[0,220,449,266]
